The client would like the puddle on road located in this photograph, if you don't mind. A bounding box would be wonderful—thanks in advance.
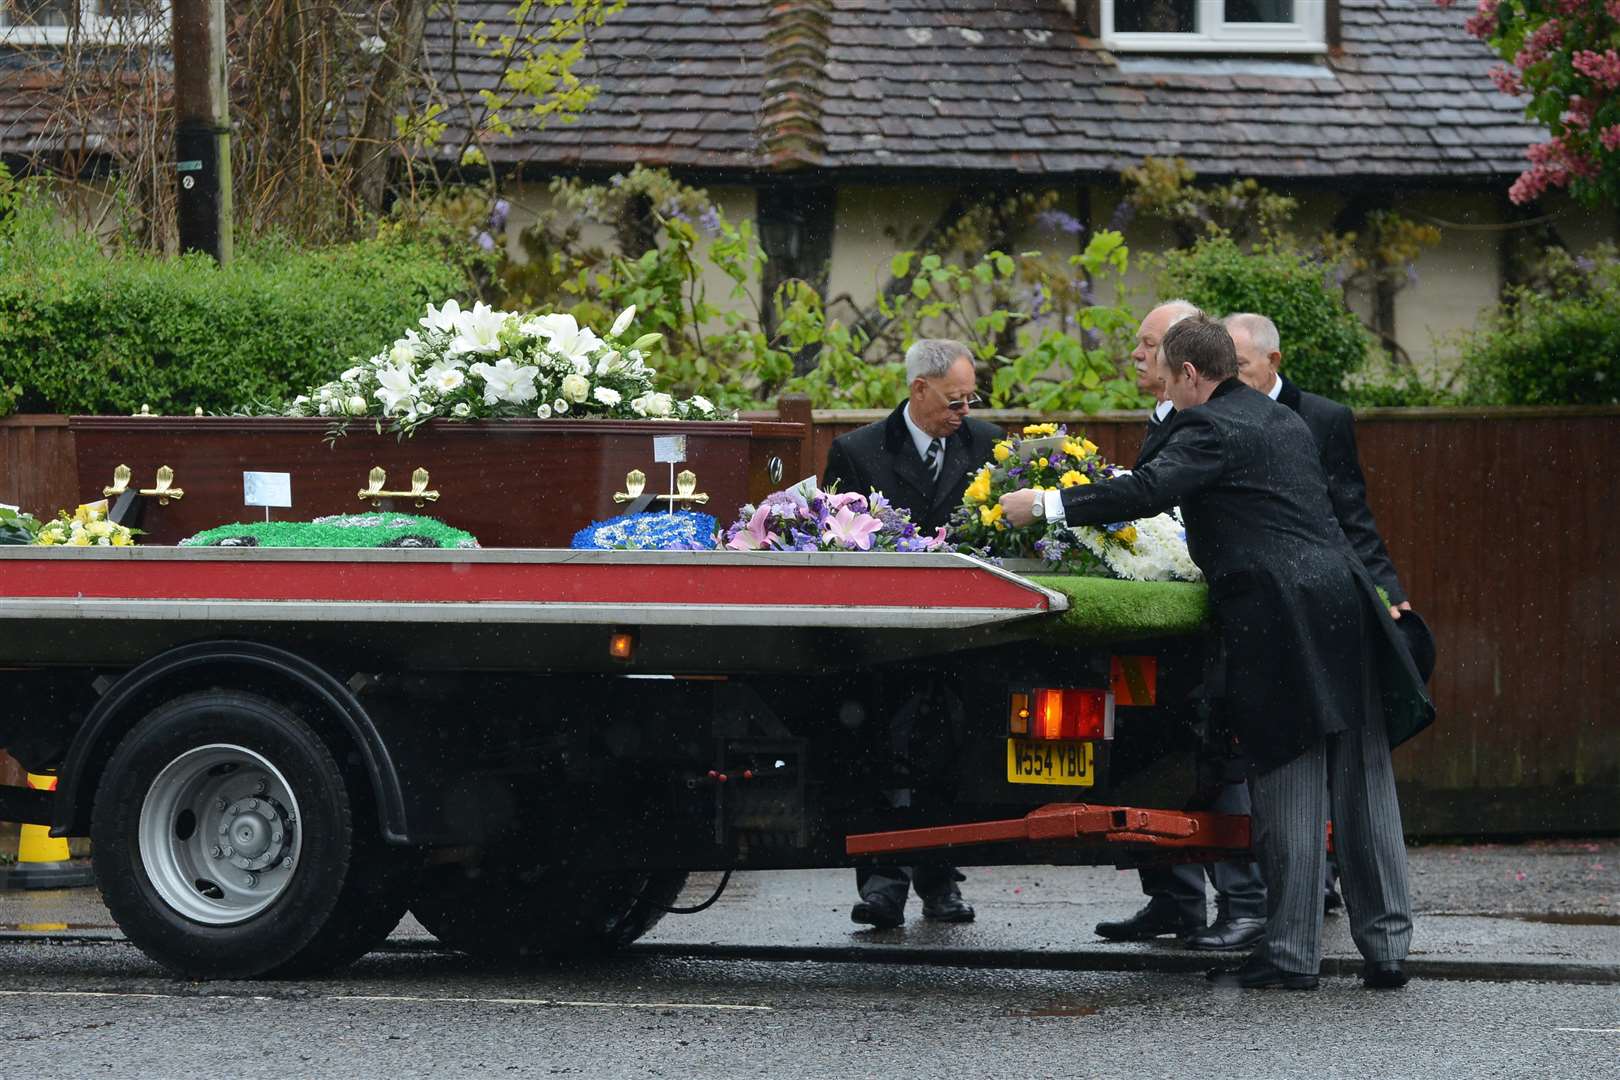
[1440,912,1620,927]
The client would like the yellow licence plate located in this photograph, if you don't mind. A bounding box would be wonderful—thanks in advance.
[1006,738,1094,786]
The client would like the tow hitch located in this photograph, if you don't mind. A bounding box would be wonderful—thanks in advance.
[846,803,1252,862]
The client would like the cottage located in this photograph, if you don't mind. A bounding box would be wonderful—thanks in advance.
[440,0,1611,371]
[2,0,1609,370]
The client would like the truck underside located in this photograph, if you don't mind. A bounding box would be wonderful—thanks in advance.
[0,548,1220,976]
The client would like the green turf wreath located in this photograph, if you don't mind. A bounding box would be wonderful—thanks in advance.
[179,513,479,549]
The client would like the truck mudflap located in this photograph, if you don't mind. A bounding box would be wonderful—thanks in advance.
[846,802,1252,864]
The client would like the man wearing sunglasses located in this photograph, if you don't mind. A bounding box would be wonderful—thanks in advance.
[822,338,1002,929]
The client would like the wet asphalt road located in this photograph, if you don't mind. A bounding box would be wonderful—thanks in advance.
[0,939,1615,1079]
[1,842,1615,1078]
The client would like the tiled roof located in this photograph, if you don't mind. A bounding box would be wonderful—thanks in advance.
[492,0,1537,181]
[422,0,773,171]
[2,1,1540,183]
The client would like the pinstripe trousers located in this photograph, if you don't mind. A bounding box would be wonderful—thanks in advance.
[1247,704,1413,974]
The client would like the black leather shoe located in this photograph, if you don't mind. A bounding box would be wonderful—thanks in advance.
[1324,889,1344,916]
[850,894,904,929]
[1184,916,1266,951]
[1206,957,1319,990]
[920,884,975,923]
[1095,903,1203,942]
[1362,960,1409,989]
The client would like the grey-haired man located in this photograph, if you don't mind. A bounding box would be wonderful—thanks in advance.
[823,339,1002,929]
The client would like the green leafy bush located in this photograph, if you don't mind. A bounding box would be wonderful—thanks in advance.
[0,195,471,417]
[1452,246,1620,407]
[1158,235,1375,397]
[498,171,1149,411]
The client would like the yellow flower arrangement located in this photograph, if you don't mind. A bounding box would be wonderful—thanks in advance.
[34,503,139,548]
[948,422,1123,568]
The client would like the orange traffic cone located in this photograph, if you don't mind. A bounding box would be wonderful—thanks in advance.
[0,773,94,889]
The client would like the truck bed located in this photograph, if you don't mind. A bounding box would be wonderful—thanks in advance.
[0,548,1096,673]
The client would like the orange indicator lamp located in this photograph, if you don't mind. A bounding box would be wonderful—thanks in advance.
[609,631,636,661]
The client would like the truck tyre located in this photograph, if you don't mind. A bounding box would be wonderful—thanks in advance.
[89,690,413,979]
[410,862,688,961]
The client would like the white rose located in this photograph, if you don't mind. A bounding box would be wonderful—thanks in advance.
[389,342,415,366]
[593,386,622,407]
[561,373,590,403]
[317,401,331,416]
[690,394,714,413]
[535,403,553,419]
[452,402,471,417]
[346,395,368,415]
[554,398,570,415]
[340,366,364,383]
[638,391,673,418]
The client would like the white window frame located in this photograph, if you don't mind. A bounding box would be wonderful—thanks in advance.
[1101,0,1327,55]
[0,1,169,46]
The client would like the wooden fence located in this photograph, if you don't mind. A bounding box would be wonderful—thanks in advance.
[3,407,1618,837]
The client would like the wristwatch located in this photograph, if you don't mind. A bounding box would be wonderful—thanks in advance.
[1030,495,1045,520]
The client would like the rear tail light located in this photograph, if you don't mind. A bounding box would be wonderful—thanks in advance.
[1019,688,1112,741]
[1009,692,1031,735]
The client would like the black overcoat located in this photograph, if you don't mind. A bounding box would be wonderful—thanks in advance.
[1277,376,1406,604]
[1058,379,1432,771]
[822,403,1002,534]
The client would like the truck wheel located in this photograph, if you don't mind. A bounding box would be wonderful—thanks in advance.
[410,862,688,961]
[89,690,412,979]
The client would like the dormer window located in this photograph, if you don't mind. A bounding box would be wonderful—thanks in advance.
[0,0,168,46]
[1102,0,1327,54]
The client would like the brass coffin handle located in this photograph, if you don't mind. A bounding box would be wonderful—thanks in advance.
[358,466,440,508]
[613,469,648,504]
[139,466,184,505]
[658,469,709,507]
[103,464,132,497]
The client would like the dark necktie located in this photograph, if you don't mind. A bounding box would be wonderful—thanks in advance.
[925,437,945,482]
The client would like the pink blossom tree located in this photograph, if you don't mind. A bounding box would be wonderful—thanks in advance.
[1444,0,1620,205]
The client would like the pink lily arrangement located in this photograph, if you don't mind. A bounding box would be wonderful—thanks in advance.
[721,482,947,553]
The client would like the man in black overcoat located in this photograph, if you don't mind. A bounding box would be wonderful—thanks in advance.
[822,338,1001,929]
[1093,300,1269,952]
[1001,314,1433,990]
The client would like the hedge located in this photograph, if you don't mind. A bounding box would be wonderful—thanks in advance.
[0,202,470,417]
[1454,249,1620,407]
[1159,235,1375,397]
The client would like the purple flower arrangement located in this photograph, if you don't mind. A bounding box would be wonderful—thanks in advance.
[722,484,948,553]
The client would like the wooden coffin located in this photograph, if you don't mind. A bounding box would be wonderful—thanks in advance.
[69,416,807,548]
